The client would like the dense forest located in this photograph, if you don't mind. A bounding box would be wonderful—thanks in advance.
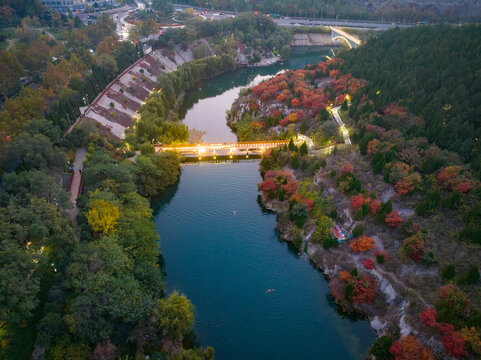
[0,12,214,359]
[179,0,481,22]
[339,25,481,177]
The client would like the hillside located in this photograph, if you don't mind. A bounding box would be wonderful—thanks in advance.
[340,24,481,176]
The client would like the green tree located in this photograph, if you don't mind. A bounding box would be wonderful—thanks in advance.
[156,291,195,341]
[299,142,308,156]
[0,236,41,325]
[370,336,394,360]
[95,54,118,78]
[280,44,291,59]
[152,0,173,16]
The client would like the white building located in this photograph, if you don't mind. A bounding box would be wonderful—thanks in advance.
[40,0,117,13]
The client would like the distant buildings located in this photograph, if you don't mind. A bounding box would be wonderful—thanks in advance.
[40,0,117,13]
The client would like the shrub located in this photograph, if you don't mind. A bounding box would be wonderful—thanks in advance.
[354,209,365,220]
[374,249,388,264]
[420,307,437,327]
[109,102,115,108]
[352,224,364,237]
[415,201,429,216]
[402,232,425,262]
[370,199,381,215]
[441,264,456,281]
[435,285,471,327]
[290,154,299,169]
[439,323,467,359]
[350,235,375,253]
[340,162,354,176]
[385,210,403,228]
[421,251,435,264]
[363,258,374,270]
[370,336,394,360]
[389,335,434,360]
[344,283,354,300]
[458,266,480,285]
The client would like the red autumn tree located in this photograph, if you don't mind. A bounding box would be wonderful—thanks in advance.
[385,210,403,228]
[282,180,299,195]
[329,69,338,79]
[367,139,379,155]
[260,179,276,194]
[340,162,354,177]
[264,170,278,179]
[303,198,314,211]
[369,199,381,215]
[351,275,377,304]
[277,93,287,102]
[457,182,472,194]
[420,307,437,328]
[351,194,367,211]
[363,258,374,270]
[249,101,259,111]
[438,323,467,359]
[291,98,300,107]
[402,232,425,262]
[390,335,434,360]
[395,177,415,196]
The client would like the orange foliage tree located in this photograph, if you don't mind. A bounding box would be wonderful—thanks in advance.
[389,335,434,360]
[349,235,375,253]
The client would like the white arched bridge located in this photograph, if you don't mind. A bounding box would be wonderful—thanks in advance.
[330,26,362,48]
[155,140,290,159]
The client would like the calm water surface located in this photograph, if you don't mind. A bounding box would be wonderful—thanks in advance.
[153,48,375,359]
[181,49,337,142]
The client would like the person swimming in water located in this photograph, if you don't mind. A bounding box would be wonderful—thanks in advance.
[233,210,236,215]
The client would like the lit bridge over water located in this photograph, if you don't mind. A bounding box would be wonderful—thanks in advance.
[155,140,290,159]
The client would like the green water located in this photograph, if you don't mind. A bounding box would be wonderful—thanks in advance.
[153,48,376,359]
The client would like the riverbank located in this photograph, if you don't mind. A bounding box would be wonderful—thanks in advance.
[226,59,456,357]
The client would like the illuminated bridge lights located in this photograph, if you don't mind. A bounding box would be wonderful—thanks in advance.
[155,140,290,155]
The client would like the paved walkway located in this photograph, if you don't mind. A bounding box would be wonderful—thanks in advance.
[332,106,352,145]
[68,148,86,217]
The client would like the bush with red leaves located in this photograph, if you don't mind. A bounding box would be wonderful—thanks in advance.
[369,199,381,215]
[389,335,434,360]
[351,275,378,304]
[420,307,437,328]
[351,194,367,211]
[363,258,374,270]
[402,232,425,262]
[438,323,467,359]
[385,210,403,228]
[340,162,354,177]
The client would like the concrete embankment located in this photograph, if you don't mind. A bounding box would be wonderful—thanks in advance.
[289,33,337,47]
